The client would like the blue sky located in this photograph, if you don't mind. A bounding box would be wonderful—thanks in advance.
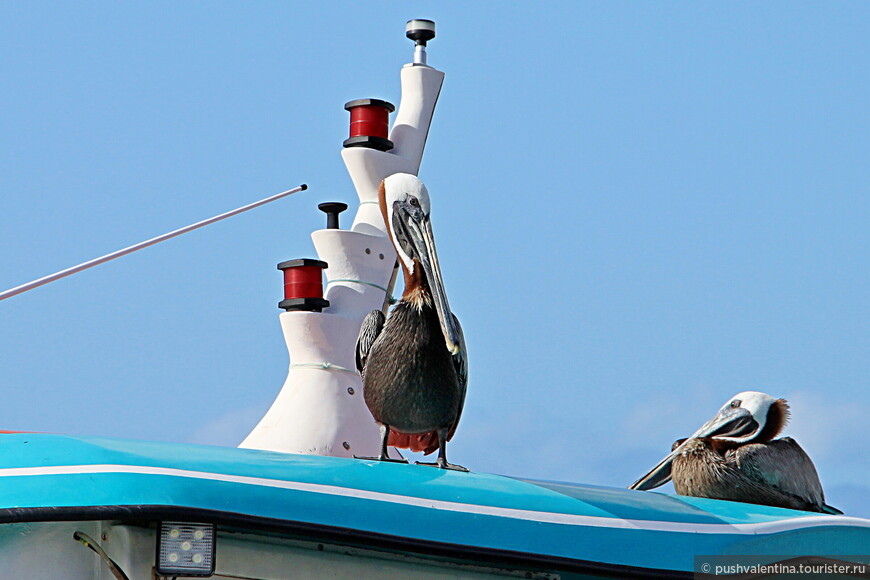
[2,3,867,516]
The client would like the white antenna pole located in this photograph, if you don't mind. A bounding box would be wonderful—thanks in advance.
[0,184,307,302]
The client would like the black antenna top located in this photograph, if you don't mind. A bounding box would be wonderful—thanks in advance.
[406,19,436,66]
[406,19,436,45]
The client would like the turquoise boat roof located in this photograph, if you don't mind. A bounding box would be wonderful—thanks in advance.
[0,433,867,575]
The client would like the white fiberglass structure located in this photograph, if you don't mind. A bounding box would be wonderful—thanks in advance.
[240,22,445,459]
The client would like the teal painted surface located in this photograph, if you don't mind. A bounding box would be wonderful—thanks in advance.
[0,433,866,573]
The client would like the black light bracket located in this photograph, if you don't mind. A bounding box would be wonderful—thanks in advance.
[318,202,348,230]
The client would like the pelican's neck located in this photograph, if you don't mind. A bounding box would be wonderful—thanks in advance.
[755,399,789,443]
[708,437,741,455]
[401,259,432,310]
[378,181,391,239]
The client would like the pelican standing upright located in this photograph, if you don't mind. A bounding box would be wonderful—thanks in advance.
[356,173,468,471]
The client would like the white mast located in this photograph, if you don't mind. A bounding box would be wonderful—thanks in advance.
[240,20,444,457]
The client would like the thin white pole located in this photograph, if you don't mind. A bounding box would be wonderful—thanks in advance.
[0,184,307,302]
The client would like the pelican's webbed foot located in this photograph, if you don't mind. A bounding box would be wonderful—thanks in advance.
[415,428,469,472]
[355,454,409,464]
[415,457,469,472]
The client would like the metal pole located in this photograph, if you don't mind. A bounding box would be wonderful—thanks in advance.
[0,184,307,302]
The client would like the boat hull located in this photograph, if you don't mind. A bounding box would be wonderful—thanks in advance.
[0,434,866,578]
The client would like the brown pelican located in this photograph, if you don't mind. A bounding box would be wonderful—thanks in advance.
[629,391,842,514]
[355,173,468,471]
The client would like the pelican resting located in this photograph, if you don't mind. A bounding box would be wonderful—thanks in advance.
[629,391,841,514]
[355,173,468,471]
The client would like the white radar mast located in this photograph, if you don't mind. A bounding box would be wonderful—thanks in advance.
[240,20,444,457]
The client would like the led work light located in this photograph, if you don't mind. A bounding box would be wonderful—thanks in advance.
[156,522,216,577]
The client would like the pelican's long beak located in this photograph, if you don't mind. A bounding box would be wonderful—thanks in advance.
[407,215,461,355]
[628,406,758,491]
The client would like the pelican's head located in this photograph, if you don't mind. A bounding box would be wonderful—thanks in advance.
[381,173,432,275]
[379,173,460,355]
[703,391,790,445]
[629,391,790,491]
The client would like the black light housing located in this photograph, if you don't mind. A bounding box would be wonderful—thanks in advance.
[156,522,216,577]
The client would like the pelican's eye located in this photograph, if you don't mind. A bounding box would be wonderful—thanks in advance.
[730,399,741,409]
[408,197,419,207]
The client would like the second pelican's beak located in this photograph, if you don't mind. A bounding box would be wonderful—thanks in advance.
[628,406,758,491]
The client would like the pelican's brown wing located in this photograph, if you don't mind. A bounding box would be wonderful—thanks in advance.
[735,438,841,514]
[355,309,385,374]
[446,313,467,441]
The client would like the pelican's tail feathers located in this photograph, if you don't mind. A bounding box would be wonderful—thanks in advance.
[388,429,439,455]
[821,503,844,515]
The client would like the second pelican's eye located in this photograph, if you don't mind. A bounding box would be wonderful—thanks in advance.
[730,399,741,408]
[408,197,419,207]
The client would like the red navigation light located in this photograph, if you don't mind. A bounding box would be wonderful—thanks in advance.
[277,259,330,312]
[343,98,395,152]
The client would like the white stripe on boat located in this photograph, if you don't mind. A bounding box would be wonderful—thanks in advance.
[1,464,867,535]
